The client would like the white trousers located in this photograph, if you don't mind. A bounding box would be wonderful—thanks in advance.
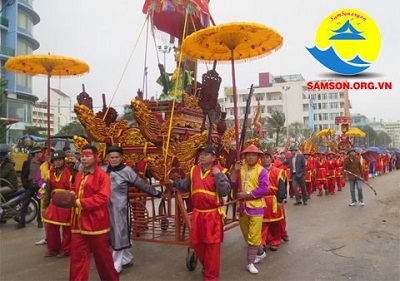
[112,249,133,273]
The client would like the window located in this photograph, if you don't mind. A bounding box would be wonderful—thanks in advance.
[16,73,32,89]
[17,39,32,55]
[18,11,33,34]
[7,99,32,123]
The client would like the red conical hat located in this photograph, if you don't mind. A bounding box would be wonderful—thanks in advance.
[241,144,264,155]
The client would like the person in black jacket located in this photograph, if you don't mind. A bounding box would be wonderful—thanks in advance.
[284,146,308,206]
[16,146,43,229]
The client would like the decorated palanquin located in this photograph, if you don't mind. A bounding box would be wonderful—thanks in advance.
[73,82,237,182]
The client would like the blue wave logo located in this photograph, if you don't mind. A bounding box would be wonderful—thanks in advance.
[306,45,371,75]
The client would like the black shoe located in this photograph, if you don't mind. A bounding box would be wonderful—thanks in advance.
[15,224,25,229]
[303,202,308,205]
[293,202,302,206]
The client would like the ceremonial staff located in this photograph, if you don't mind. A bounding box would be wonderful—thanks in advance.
[343,169,377,196]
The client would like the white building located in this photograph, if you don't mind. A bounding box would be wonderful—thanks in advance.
[32,88,75,135]
[222,72,350,141]
[385,121,400,148]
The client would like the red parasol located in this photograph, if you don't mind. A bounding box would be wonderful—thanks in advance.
[142,0,212,39]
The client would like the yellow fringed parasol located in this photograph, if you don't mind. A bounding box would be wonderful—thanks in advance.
[181,22,283,160]
[315,129,336,138]
[345,127,366,138]
[5,54,90,151]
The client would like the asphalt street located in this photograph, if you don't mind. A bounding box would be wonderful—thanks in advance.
[1,170,399,281]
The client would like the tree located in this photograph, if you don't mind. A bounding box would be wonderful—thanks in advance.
[266,110,285,148]
[289,122,312,145]
[56,121,87,136]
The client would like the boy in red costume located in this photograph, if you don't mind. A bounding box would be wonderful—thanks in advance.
[69,145,118,281]
[172,145,231,281]
[260,150,288,252]
[42,150,72,257]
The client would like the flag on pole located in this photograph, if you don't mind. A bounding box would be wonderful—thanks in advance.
[252,100,263,139]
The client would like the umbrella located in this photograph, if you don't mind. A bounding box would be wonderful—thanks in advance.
[143,0,211,39]
[366,146,383,154]
[17,134,46,142]
[181,22,283,160]
[0,143,15,153]
[5,54,89,151]
[315,129,336,138]
[345,127,366,137]
[362,149,380,162]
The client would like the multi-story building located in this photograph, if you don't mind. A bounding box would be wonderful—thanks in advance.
[385,121,400,148]
[1,0,40,143]
[351,113,368,126]
[222,72,351,141]
[32,88,74,135]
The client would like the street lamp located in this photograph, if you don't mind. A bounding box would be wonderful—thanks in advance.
[157,45,172,70]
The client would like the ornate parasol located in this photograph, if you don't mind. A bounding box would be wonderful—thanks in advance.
[345,127,366,138]
[5,54,90,151]
[315,129,336,138]
[181,22,283,159]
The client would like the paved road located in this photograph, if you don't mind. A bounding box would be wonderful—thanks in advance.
[1,170,399,281]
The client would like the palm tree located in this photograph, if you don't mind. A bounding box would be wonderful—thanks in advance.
[266,110,285,147]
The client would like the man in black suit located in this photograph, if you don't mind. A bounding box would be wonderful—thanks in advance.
[285,146,308,206]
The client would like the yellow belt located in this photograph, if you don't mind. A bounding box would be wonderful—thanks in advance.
[194,207,227,223]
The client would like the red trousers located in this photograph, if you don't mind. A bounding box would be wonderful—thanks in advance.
[261,219,288,247]
[192,243,221,281]
[316,180,327,194]
[69,233,119,281]
[328,177,336,194]
[288,181,294,197]
[363,170,369,182]
[336,176,344,189]
[46,223,71,254]
[306,182,313,196]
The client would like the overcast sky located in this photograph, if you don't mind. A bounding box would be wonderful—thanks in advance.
[32,0,400,122]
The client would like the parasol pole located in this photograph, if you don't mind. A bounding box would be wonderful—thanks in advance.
[230,49,240,161]
[47,72,51,152]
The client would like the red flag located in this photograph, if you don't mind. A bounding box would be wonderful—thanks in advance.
[252,100,263,139]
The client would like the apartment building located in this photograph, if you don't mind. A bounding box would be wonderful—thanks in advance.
[222,72,351,141]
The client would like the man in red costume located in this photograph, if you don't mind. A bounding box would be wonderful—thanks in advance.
[361,154,370,182]
[335,153,345,191]
[315,152,328,196]
[42,150,72,257]
[172,145,231,281]
[260,150,288,252]
[326,152,337,195]
[304,152,315,196]
[69,144,119,281]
